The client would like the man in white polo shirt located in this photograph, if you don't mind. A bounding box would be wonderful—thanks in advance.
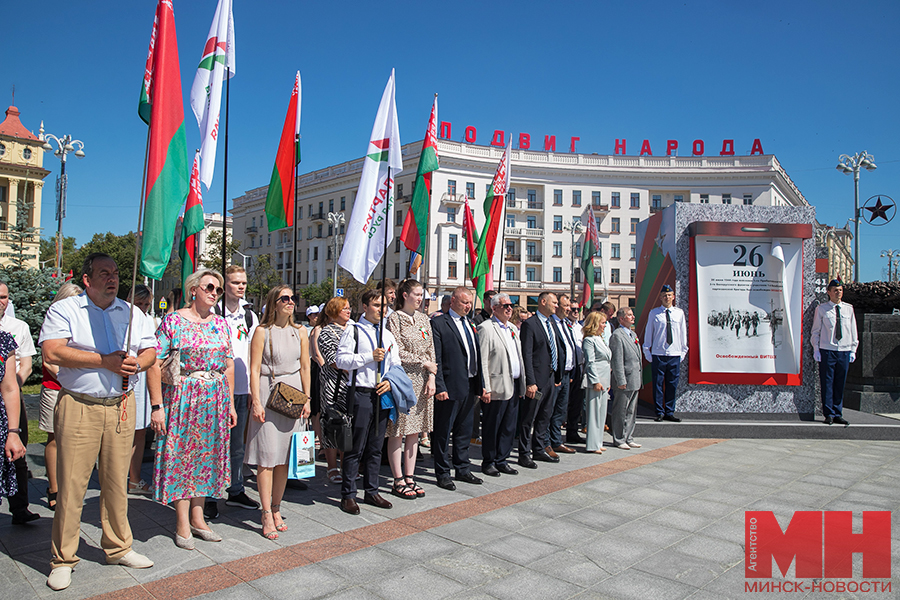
[39,253,157,591]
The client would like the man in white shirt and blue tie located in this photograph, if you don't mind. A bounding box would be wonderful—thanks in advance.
[642,285,687,422]
[810,280,857,426]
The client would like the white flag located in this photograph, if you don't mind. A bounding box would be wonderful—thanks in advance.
[339,70,403,283]
[190,0,235,190]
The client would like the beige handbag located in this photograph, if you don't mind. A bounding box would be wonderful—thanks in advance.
[160,349,181,385]
[264,328,308,419]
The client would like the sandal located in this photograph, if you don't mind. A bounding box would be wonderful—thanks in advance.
[260,510,278,540]
[327,468,342,484]
[271,504,288,532]
[418,435,431,449]
[405,476,425,498]
[47,490,57,511]
[391,478,417,500]
[128,479,152,496]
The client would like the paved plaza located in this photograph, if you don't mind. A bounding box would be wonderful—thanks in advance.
[1,434,898,599]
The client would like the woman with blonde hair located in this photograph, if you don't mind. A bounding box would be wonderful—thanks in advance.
[39,282,83,511]
[581,311,611,453]
[152,270,237,549]
[246,285,311,540]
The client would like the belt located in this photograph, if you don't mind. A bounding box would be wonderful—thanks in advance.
[62,388,133,406]
[356,387,376,394]
[185,370,225,381]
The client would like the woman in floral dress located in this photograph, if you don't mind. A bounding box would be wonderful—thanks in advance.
[152,270,237,550]
[386,279,437,499]
[0,330,24,505]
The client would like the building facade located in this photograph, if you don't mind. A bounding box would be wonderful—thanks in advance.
[231,140,810,311]
[0,106,47,269]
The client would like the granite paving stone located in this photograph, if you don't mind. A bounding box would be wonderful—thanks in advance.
[249,563,350,600]
[478,567,584,600]
[362,564,467,600]
[424,547,521,587]
[591,568,699,600]
[479,532,563,566]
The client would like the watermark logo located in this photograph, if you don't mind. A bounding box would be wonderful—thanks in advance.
[744,511,891,593]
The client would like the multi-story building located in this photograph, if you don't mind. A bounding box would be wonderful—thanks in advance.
[0,105,47,269]
[231,140,809,311]
[815,223,854,283]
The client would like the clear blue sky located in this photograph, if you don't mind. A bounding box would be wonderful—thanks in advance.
[2,0,898,281]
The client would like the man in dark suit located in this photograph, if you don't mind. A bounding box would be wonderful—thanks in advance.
[519,291,565,468]
[432,286,489,490]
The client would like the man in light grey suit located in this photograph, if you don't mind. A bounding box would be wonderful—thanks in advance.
[609,307,643,450]
[477,293,524,477]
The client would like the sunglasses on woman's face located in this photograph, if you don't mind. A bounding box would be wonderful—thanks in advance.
[200,283,224,296]
[279,295,299,304]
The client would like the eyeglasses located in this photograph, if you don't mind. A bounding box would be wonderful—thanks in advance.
[499,304,514,309]
[200,283,224,296]
[278,295,300,304]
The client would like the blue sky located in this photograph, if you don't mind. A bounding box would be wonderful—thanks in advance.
[2,0,898,281]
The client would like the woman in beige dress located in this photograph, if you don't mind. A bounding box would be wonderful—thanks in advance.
[385,279,437,499]
[246,285,311,539]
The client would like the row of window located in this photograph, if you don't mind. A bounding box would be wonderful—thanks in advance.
[447,180,648,209]
[698,193,753,205]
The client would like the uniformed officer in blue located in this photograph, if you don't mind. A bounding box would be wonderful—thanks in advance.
[810,280,858,426]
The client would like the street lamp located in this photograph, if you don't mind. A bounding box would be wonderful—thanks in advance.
[563,217,584,302]
[836,151,877,283]
[233,249,250,271]
[42,133,85,277]
[881,249,898,282]
[327,212,345,297]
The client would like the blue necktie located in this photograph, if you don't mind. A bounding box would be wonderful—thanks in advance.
[545,318,558,370]
[461,317,477,376]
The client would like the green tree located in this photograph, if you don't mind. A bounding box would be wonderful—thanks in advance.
[40,235,77,269]
[7,198,41,269]
[299,278,334,308]
[246,254,282,307]
[200,228,242,271]
[68,231,139,297]
[0,265,63,381]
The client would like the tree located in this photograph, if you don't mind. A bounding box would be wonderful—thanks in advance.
[7,197,41,269]
[0,265,63,379]
[246,254,282,307]
[40,235,76,269]
[68,232,139,297]
[200,228,242,271]
[299,278,333,308]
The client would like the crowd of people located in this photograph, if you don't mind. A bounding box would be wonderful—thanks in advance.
[0,250,860,592]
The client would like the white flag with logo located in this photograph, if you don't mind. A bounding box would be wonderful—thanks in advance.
[190,0,235,190]
[339,69,403,283]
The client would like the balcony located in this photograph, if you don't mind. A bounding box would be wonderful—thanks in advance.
[505,253,521,262]
[441,193,466,204]
[650,205,663,213]
[309,210,326,221]
[592,203,609,213]
[525,254,542,263]
[505,199,544,211]
[505,227,544,238]
[245,225,258,233]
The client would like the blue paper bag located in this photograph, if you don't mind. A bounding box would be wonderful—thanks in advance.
[288,429,315,479]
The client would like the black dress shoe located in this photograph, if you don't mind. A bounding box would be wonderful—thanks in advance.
[482,465,501,477]
[663,415,681,422]
[363,493,393,509]
[654,415,664,422]
[565,435,584,445]
[518,457,537,469]
[534,450,560,463]
[436,475,456,491]
[203,500,219,521]
[340,497,360,515]
[833,416,849,426]
[11,510,39,525]
[455,472,483,485]
[496,464,519,475]
[823,417,833,425]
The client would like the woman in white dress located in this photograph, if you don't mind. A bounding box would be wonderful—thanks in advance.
[246,285,311,540]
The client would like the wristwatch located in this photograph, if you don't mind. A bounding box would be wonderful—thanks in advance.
[151,405,163,412]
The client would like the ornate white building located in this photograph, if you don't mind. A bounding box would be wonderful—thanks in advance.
[231,140,810,311]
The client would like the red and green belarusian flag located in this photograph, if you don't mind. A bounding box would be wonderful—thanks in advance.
[580,204,601,307]
[265,72,301,231]
[400,95,438,276]
[472,139,511,284]
[180,151,205,293]
[463,198,486,299]
[139,0,190,280]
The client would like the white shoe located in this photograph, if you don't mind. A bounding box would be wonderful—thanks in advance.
[108,550,154,569]
[617,443,631,450]
[628,442,642,448]
[190,526,222,542]
[176,533,195,550]
[47,566,72,591]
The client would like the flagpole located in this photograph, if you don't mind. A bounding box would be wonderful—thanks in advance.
[292,133,299,293]
[123,131,151,396]
[421,92,437,305]
[495,194,508,295]
[220,66,231,314]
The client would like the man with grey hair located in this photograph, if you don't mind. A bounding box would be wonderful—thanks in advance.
[476,293,523,477]
[610,307,642,450]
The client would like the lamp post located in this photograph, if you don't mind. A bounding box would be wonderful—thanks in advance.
[836,151,877,283]
[327,212,345,297]
[881,249,898,282]
[563,217,584,302]
[233,249,250,271]
[42,133,85,277]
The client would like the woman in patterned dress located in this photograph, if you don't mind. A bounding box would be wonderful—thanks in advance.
[246,285,310,540]
[0,330,24,505]
[316,297,353,484]
[151,270,237,550]
[386,279,437,499]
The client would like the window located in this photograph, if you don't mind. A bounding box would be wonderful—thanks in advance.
[611,192,620,208]
[329,199,334,212]
[630,269,636,283]
[447,207,457,223]
[396,210,403,226]
[447,180,456,195]
[448,262,458,278]
[327,246,332,260]
[394,238,401,253]
[594,270,602,283]
[553,216,563,232]
[652,195,662,209]
[743,194,753,205]
[630,193,640,208]
[313,247,319,260]
[527,216,537,228]
[526,241,536,257]
[674,194,684,203]
[526,267,536,282]
[700,194,709,204]
[340,224,345,235]
[250,237,255,248]
[23,148,31,160]
[553,241,563,257]
[449,234,458,250]
[507,188,516,202]
[307,226,312,238]
[341,196,346,210]
[267,234,271,246]
[298,206,303,219]
[611,218,620,233]
[553,189,562,206]
[318,201,324,214]
[506,267,515,281]
[252,216,256,227]
[575,269,582,283]
[630,218,639,234]
[396,184,403,199]
[596,218,602,233]
[630,244,636,259]
[486,183,491,195]
[553,267,562,282]
[328,224,333,237]
[466,182,475,199]
[312,270,317,284]
[395,263,400,279]
[506,215,515,227]
[611,243,621,259]
[722,193,732,205]
[506,241,515,255]
[574,241,581,257]
[527,189,536,204]
[317,224,323,237]
[572,190,581,206]
[611,269,620,284]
